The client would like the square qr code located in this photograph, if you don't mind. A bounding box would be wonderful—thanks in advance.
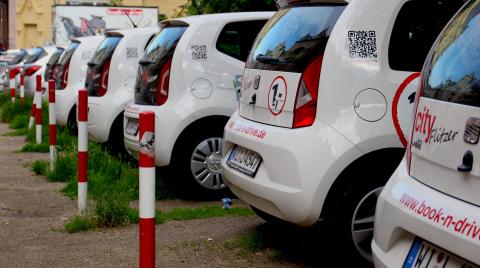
[348,31,378,60]
[126,47,138,59]
[191,45,207,60]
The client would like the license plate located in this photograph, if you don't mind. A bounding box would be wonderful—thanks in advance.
[404,238,479,268]
[227,145,262,177]
[125,118,139,136]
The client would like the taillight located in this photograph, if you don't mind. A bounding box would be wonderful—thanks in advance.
[155,58,172,106]
[24,66,41,76]
[98,60,111,97]
[292,54,323,128]
[60,62,70,89]
[9,67,21,79]
[406,75,423,174]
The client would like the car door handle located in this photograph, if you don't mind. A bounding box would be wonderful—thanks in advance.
[457,150,473,172]
[249,93,256,105]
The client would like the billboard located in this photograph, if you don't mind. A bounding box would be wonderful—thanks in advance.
[53,5,159,45]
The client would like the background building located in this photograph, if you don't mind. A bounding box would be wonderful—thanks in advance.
[0,0,187,49]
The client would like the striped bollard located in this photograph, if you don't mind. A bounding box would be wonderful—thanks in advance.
[35,75,42,145]
[48,80,57,170]
[9,71,15,103]
[19,73,25,106]
[78,89,88,214]
[28,93,36,129]
[139,111,156,268]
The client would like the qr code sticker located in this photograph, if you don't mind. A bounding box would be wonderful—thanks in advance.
[126,47,138,59]
[191,45,207,60]
[348,31,378,61]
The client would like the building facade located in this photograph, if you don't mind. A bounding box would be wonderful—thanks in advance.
[0,0,187,49]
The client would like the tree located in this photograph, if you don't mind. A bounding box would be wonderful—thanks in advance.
[186,0,277,15]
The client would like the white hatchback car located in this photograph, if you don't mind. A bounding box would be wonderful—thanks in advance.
[55,35,104,132]
[86,27,158,153]
[42,46,65,91]
[220,0,465,264]
[373,1,480,267]
[21,46,59,97]
[123,12,273,198]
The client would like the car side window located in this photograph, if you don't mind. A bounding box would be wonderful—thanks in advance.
[216,20,268,62]
[389,0,466,72]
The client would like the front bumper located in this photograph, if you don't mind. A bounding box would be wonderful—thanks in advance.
[221,112,362,226]
[372,159,480,267]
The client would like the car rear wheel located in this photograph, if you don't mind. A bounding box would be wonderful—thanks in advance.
[168,123,231,200]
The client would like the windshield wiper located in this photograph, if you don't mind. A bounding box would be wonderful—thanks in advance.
[255,54,288,64]
[139,59,155,66]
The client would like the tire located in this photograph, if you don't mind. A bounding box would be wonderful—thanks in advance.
[67,105,77,135]
[319,149,403,267]
[106,112,132,160]
[167,121,232,200]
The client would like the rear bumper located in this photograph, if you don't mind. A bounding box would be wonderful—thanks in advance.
[372,159,480,267]
[55,87,78,126]
[221,112,362,226]
[88,94,128,143]
[123,101,192,166]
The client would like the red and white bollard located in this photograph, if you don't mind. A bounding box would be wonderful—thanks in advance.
[29,93,36,129]
[48,80,57,170]
[139,111,156,268]
[78,89,88,214]
[9,71,15,103]
[35,75,42,145]
[19,73,25,106]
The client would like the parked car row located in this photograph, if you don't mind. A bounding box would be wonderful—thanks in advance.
[6,0,480,266]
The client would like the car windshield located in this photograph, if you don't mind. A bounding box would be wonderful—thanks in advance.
[58,41,79,65]
[246,4,346,72]
[422,0,480,107]
[89,36,122,65]
[24,47,47,64]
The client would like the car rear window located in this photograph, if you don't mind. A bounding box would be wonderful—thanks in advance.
[47,47,65,66]
[24,47,48,64]
[246,4,346,72]
[89,36,122,65]
[421,0,480,107]
[9,50,27,65]
[58,41,80,65]
[143,26,186,63]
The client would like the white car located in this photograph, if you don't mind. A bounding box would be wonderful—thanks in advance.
[123,12,273,198]
[1,49,30,92]
[87,27,158,153]
[42,46,65,90]
[55,35,104,132]
[220,0,465,265]
[21,46,60,97]
[373,1,480,267]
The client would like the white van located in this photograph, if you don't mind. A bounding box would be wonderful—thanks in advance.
[123,13,273,198]
[373,1,480,267]
[220,0,465,264]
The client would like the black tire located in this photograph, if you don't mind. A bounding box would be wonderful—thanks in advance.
[318,149,404,267]
[167,120,232,200]
[67,105,77,135]
[105,112,132,160]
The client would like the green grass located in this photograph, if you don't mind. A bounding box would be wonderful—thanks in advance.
[3,129,28,136]
[31,159,48,175]
[0,97,33,123]
[64,216,96,233]
[9,114,30,129]
[156,205,255,224]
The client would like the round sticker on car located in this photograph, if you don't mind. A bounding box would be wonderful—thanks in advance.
[392,72,421,147]
[268,76,287,116]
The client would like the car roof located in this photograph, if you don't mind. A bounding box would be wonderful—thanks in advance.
[166,12,275,26]
[71,35,105,44]
[105,26,159,38]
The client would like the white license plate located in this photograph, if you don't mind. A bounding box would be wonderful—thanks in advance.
[125,118,139,136]
[227,145,262,177]
[404,238,479,268]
